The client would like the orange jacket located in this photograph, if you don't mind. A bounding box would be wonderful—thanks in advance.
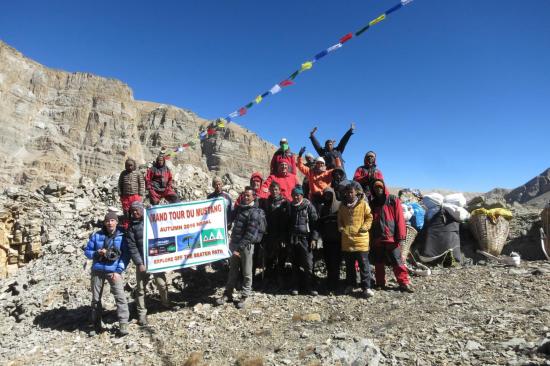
[297,158,333,199]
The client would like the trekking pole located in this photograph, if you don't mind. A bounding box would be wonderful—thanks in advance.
[541,228,549,260]
[261,241,265,283]
[311,239,319,285]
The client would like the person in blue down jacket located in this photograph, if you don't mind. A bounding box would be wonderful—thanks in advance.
[84,211,130,336]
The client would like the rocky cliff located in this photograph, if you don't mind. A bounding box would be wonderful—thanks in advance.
[505,168,550,208]
[0,41,274,189]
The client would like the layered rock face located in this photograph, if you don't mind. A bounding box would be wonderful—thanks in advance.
[505,168,550,208]
[0,41,274,189]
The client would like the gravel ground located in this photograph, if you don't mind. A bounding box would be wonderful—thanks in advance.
[1,243,549,366]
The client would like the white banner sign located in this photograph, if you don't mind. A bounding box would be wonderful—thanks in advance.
[143,198,230,273]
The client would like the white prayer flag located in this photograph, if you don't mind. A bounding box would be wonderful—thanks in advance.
[327,43,343,53]
[269,84,282,95]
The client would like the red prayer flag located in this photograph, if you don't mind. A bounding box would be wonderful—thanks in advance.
[340,33,353,44]
[279,80,294,87]
[239,107,247,116]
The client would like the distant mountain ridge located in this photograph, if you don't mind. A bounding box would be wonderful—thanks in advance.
[504,167,550,208]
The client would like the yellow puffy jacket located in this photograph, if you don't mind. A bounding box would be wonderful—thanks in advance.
[338,199,373,252]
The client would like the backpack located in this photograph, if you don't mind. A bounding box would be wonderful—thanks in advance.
[252,208,267,243]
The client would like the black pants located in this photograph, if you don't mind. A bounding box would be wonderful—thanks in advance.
[322,240,341,289]
[344,251,372,290]
[290,235,313,290]
[254,236,286,280]
[265,236,286,275]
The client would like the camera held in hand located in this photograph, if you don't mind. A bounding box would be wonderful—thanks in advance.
[101,247,121,262]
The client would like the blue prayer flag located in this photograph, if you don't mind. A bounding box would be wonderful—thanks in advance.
[314,50,328,61]
[385,3,402,15]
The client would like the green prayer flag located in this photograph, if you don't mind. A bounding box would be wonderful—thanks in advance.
[289,70,300,80]
[355,25,370,36]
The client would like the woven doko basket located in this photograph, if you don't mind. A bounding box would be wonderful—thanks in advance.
[401,225,418,262]
[542,207,550,257]
[469,214,510,256]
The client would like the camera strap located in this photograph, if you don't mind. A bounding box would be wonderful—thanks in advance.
[103,235,115,251]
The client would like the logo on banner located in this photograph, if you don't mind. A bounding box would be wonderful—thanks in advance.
[143,198,231,273]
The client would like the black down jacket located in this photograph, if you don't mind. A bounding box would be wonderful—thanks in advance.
[231,204,263,251]
[127,220,145,266]
[289,198,319,241]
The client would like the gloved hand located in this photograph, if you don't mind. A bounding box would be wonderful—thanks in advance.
[298,146,306,157]
[310,127,317,137]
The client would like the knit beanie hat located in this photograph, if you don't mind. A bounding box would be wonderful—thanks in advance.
[104,211,119,222]
[130,201,144,211]
[292,185,304,196]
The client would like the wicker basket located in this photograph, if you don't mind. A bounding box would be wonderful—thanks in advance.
[469,214,510,256]
[401,225,418,262]
[542,207,550,257]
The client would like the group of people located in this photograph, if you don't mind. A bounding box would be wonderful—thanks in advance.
[83,123,414,336]
[216,124,413,310]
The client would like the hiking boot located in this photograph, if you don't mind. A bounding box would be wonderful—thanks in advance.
[362,288,375,298]
[138,315,148,326]
[236,296,248,309]
[161,301,175,310]
[215,294,233,306]
[399,284,414,293]
[88,323,102,337]
[290,289,299,296]
[343,285,354,295]
[118,323,129,337]
[374,284,387,291]
[307,289,318,297]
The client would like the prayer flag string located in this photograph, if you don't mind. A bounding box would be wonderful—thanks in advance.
[161,140,198,160]
[222,0,414,123]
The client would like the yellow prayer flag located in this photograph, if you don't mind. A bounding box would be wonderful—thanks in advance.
[369,14,386,26]
[300,61,313,72]
[255,95,262,104]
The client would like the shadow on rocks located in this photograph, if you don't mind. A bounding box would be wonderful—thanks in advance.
[503,221,546,260]
[33,305,95,332]
[171,266,228,307]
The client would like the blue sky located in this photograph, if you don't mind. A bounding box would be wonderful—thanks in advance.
[2,0,549,192]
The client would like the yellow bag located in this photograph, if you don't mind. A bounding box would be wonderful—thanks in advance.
[471,208,513,224]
